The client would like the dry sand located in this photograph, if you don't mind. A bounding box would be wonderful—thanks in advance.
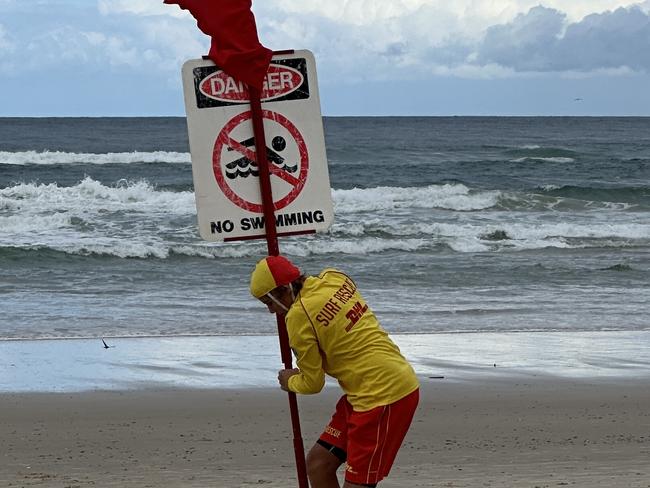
[1,377,649,487]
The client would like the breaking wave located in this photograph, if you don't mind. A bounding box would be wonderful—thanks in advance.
[1,177,649,259]
[332,184,501,212]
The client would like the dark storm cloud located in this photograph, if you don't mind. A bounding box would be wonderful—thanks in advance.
[475,4,650,72]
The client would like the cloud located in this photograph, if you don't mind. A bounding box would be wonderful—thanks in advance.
[138,17,206,69]
[96,1,207,69]
[0,2,206,77]
[263,0,640,30]
[476,6,567,71]
[475,4,650,72]
[18,25,147,72]
[559,6,650,71]
[2,0,650,84]
[258,4,472,82]
[255,1,650,80]
[0,23,12,49]
[97,0,185,18]
[25,27,102,66]
[0,23,16,73]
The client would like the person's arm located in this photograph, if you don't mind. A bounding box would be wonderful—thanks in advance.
[284,311,325,394]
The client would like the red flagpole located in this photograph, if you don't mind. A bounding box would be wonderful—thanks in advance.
[249,85,309,488]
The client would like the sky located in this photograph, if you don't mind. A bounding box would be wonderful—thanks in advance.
[1,0,650,116]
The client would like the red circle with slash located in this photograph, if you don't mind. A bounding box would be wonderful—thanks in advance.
[212,110,309,212]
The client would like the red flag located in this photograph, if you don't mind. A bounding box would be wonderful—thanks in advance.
[164,0,272,91]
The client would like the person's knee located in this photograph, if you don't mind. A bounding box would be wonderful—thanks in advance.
[306,443,341,479]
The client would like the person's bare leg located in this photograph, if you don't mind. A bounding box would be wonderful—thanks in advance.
[306,443,344,488]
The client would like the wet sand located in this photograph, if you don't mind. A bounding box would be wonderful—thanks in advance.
[1,378,649,487]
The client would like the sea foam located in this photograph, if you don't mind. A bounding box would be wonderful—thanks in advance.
[332,184,501,212]
[0,150,191,165]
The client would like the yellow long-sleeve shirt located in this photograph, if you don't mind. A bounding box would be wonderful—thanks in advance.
[286,268,419,411]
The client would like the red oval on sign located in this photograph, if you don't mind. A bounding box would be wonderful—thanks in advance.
[199,64,304,103]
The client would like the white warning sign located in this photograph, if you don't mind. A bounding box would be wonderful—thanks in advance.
[181,50,334,242]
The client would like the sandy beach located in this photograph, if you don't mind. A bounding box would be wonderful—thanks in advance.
[1,377,649,488]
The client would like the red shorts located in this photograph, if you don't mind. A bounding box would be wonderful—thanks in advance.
[318,389,419,485]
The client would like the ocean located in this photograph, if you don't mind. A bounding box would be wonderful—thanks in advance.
[1,116,649,391]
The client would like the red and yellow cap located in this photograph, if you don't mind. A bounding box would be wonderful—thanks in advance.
[250,255,301,298]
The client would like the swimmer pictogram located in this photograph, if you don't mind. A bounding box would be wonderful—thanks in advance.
[224,135,297,179]
[212,109,308,213]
